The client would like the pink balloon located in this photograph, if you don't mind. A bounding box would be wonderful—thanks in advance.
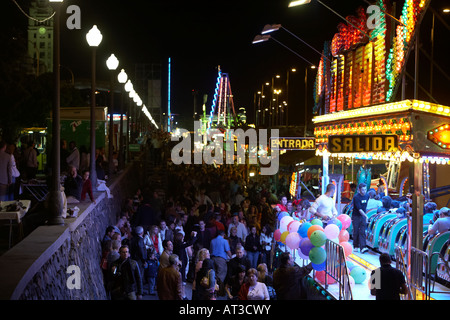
[280,216,294,233]
[337,214,351,230]
[286,232,301,250]
[288,220,301,233]
[338,229,350,242]
[315,270,336,284]
[274,229,282,241]
[340,241,353,257]
[324,224,340,239]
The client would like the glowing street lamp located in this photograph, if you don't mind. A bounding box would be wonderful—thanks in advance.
[261,23,331,63]
[289,0,372,39]
[86,25,102,190]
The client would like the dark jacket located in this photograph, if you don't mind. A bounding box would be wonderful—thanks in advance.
[273,263,313,300]
[64,174,82,200]
[130,235,147,266]
[244,234,261,253]
[227,256,251,281]
[108,258,143,298]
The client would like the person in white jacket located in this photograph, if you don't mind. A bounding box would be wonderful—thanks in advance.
[144,225,164,255]
[309,183,338,221]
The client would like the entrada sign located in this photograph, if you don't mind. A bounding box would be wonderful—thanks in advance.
[328,135,398,153]
[270,137,316,150]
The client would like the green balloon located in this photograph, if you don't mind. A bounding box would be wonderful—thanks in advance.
[311,219,323,227]
[309,246,327,264]
[350,266,367,284]
[310,230,327,247]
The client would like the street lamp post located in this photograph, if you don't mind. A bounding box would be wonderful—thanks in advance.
[106,54,119,178]
[124,81,134,162]
[48,0,64,226]
[86,25,102,191]
[117,69,128,170]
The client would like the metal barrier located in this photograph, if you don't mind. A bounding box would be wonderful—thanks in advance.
[325,239,353,300]
[394,246,414,300]
[409,247,431,300]
[429,251,450,295]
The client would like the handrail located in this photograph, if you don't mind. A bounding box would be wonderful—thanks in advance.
[325,239,353,300]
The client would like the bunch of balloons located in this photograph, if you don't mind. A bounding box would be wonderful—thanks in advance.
[274,212,363,285]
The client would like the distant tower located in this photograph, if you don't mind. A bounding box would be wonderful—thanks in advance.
[27,0,54,74]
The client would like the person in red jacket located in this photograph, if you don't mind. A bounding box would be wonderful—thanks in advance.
[81,170,96,203]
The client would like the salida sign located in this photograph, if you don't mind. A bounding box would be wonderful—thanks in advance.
[328,135,398,153]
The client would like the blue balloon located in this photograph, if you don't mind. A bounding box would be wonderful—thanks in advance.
[278,212,289,221]
[298,222,312,238]
[328,218,342,231]
[312,261,326,271]
[346,260,356,271]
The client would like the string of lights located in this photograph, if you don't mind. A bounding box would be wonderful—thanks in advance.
[11,0,56,23]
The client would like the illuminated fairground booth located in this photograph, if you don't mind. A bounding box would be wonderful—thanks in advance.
[309,0,450,297]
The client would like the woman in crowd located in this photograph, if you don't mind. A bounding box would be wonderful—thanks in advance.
[238,268,269,300]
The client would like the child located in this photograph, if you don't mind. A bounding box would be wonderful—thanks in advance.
[145,247,159,295]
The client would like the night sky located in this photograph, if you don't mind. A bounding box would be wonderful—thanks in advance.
[4,0,450,126]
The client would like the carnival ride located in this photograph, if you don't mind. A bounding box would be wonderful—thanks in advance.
[201,66,237,134]
[283,0,450,300]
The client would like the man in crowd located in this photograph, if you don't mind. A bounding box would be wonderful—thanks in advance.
[309,183,338,222]
[0,141,12,201]
[370,253,408,300]
[156,254,183,300]
[352,183,370,253]
[108,245,143,300]
[273,252,313,300]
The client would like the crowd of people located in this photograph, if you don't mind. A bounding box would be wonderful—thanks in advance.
[98,159,322,300]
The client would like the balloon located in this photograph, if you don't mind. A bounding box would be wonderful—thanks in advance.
[346,260,356,271]
[328,218,342,231]
[274,229,282,241]
[309,246,327,264]
[350,266,367,284]
[338,229,350,242]
[280,216,294,233]
[315,270,336,284]
[297,248,309,260]
[324,224,340,239]
[288,220,301,233]
[337,214,352,230]
[310,230,327,247]
[346,275,355,289]
[340,241,353,257]
[330,237,340,244]
[310,219,323,227]
[299,238,314,256]
[307,225,324,239]
[312,261,326,271]
[277,211,289,221]
[286,232,301,250]
[298,222,312,238]
[280,231,289,244]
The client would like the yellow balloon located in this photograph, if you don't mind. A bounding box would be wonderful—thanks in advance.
[280,231,289,244]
